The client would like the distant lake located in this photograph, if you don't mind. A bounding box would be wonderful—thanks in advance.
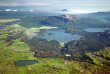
[84,28,110,32]
[35,29,82,43]
[16,60,38,66]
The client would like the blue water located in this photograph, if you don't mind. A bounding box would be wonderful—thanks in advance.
[16,60,38,66]
[84,28,110,32]
[36,29,82,43]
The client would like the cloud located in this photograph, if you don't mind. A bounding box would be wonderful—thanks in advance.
[0,3,49,6]
[0,0,110,7]
[26,3,48,6]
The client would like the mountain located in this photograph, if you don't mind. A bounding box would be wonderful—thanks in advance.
[61,9,69,12]
[40,14,80,28]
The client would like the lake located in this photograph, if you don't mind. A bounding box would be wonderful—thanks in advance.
[16,60,38,66]
[84,28,110,32]
[36,29,82,43]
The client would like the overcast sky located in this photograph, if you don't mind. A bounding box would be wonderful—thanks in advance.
[0,0,110,13]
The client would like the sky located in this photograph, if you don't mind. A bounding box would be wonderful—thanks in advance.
[0,0,110,14]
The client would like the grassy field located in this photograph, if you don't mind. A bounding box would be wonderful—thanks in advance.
[0,19,20,23]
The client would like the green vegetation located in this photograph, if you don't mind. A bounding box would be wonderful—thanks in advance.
[85,53,103,66]
[0,25,81,74]
[0,19,20,24]
[21,37,61,58]
[97,47,110,59]
[0,13,110,74]
[3,24,57,37]
[18,17,46,28]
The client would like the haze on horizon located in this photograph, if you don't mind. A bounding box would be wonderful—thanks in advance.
[0,0,110,14]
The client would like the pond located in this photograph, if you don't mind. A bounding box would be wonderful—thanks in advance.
[84,28,110,32]
[16,60,38,66]
[35,29,82,43]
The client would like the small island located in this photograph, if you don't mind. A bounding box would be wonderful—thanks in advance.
[48,33,54,35]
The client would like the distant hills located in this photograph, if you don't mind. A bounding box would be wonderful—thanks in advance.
[0,6,110,17]
[91,11,110,15]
